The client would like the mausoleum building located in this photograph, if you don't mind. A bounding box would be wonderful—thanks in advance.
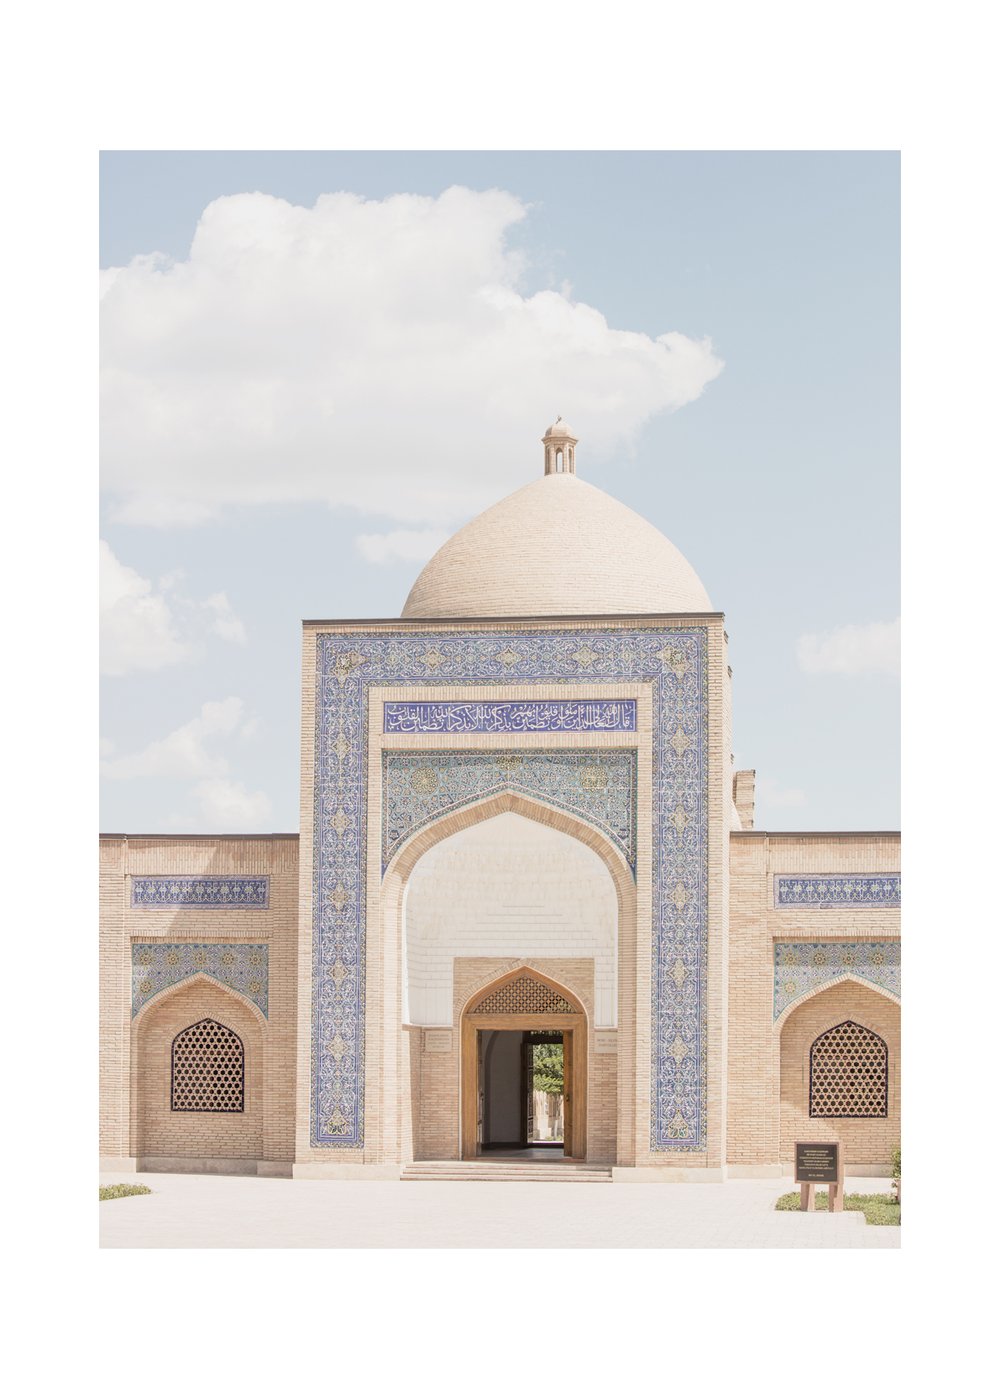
[99,420,900,1181]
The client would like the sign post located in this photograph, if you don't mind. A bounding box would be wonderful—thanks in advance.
[794,1142,843,1212]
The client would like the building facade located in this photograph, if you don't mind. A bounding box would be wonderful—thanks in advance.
[99,421,900,1180]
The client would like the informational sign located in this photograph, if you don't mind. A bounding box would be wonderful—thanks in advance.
[794,1141,844,1211]
[795,1142,840,1184]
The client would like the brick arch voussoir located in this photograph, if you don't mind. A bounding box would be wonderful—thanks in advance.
[382,787,634,923]
[773,972,901,1035]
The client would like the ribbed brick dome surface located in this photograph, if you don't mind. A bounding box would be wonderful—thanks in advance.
[402,471,711,618]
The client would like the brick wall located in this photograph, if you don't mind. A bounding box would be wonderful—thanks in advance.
[728,832,900,1170]
[779,979,900,1167]
[99,833,299,1168]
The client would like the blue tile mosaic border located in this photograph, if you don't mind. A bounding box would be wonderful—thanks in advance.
[382,749,638,874]
[774,875,900,908]
[773,941,900,1020]
[130,876,270,909]
[131,943,269,1017]
[383,698,637,734]
[312,627,708,1151]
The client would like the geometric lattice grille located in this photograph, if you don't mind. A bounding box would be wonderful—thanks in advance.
[470,975,576,1016]
[171,1018,245,1113]
[809,1020,888,1118]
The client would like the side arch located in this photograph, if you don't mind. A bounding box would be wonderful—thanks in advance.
[773,973,901,1033]
[130,972,265,1163]
[778,978,900,1169]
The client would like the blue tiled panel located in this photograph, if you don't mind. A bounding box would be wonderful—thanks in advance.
[130,876,270,909]
[132,943,269,1017]
[383,698,637,734]
[774,875,900,908]
[382,748,637,873]
[312,627,707,1151]
[773,941,900,1020]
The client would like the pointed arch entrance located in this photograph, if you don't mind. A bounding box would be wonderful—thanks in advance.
[460,968,588,1161]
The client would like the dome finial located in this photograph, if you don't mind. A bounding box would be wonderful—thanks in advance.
[541,416,578,475]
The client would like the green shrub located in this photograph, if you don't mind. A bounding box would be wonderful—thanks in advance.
[99,1183,152,1201]
[890,1144,901,1203]
[775,1190,899,1226]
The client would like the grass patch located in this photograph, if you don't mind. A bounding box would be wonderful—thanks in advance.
[775,1190,900,1226]
[100,1184,152,1202]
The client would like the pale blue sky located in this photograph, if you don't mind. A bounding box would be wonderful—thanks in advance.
[100,151,899,833]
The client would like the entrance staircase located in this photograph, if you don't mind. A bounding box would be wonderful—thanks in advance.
[401,1159,613,1182]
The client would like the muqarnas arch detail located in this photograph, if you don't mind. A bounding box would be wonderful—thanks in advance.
[132,943,269,1018]
[311,625,708,1151]
[382,748,637,874]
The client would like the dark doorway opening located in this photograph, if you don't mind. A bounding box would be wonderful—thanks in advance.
[478,1029,565,1157]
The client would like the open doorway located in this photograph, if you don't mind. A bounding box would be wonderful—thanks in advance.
[479,1029,566,1157]
[460,968,587,1161]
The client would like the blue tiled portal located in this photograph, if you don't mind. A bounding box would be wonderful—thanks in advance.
[312,627,708,1151]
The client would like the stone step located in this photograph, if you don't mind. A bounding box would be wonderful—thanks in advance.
[401,1161,613,1182]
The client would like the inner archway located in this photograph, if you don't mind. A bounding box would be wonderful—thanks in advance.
[403,810,618,1029]
[461,968,588,1160]
[385,796,633,1166]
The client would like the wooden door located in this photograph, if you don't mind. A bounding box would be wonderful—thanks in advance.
[476,1031,484,1154]
[521,1035,535,1145]
[563,1030,574,1157]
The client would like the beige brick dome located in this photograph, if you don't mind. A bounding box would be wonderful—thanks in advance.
[402,470,712,618]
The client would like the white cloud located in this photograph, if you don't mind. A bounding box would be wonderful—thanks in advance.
[796,617,900,677]
[101,187,724,528]
[104,698,272,831]
[100,542,247,675]
[101,697,249,780]
[100,540,189,675]
[355,529,450,565]
[189,778,272,829]
[203,591,247,644]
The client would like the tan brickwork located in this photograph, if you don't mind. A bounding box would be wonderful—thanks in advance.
[779,979,900,1169]
[727,831,900,1171]
[99,834,299,1171]
[135,977,264,1161]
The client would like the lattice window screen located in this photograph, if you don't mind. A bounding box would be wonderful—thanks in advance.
[471,975,576,1016]
[171,1018,245,1112]
[809,1020,888,1118]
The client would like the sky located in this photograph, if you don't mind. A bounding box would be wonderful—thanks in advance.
[99,150,899,834]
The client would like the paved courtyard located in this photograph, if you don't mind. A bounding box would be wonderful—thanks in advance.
[100,1171,900,1248]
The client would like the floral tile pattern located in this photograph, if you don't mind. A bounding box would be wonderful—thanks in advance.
[773,941,900,1020]
[130,877,270,909]
[312,625,707,1151]
[131,943,269,1018]
[382,749,637,873]
[774,875,900,908]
